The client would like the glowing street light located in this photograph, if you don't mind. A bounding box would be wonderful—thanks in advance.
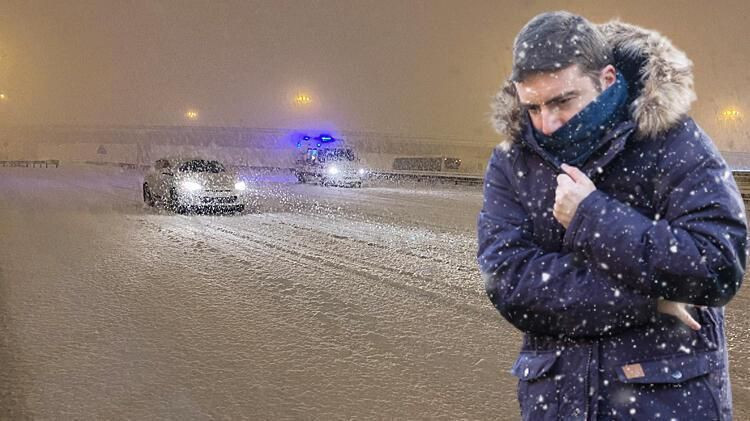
[293,93,312,106]
[185,109,199,121]
[0,93,7,101]
[718,106,742,122]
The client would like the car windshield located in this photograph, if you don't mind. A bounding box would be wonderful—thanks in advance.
[319,149,355,162]
[178,160,226,173]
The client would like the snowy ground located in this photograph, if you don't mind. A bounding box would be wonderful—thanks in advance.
[0,164,748,419]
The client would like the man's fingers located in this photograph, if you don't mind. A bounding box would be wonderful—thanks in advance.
[676,306,702,331]
[556,173,573,186]
[561,164,586,184]
[657,300,702,330]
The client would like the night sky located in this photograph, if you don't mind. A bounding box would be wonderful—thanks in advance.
[0,0,747,149]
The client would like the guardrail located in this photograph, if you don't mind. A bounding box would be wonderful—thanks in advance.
[371,169,750,206]
[733,170,750,205]
[2,160,745,205]
[368,169,483,185]
[0,160,60,168]
[83,161,149,170]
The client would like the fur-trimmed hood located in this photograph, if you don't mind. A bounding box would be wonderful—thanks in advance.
[491,20,696,148]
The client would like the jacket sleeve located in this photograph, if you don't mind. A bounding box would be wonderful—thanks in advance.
[563,122,747,306]
[478,147,657,338]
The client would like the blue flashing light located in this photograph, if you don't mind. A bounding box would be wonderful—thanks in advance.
[303,136,311,141]
[319,134,334,142]
[317,143,321,147]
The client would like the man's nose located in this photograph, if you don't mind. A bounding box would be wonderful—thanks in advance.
[540,109,563,136]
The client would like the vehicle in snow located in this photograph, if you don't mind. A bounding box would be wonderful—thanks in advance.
[292,135,367,187]
[142,158,250,213]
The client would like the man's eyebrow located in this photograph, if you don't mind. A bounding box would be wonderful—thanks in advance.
[520,90,579,108]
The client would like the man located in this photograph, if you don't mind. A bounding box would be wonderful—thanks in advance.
[477,11,747,420]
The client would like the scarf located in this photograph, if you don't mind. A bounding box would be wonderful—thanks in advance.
[533,72,629,167]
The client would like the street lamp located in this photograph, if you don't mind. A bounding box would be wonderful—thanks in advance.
[293,93,312,106]
[718,106,742,122]
[185,109,199,121]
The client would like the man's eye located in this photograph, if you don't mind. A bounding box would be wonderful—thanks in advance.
[527,108,540,115]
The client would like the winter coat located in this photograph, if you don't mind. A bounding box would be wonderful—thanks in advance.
[478,20,748,420]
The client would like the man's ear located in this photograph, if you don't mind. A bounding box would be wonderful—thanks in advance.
[600,65,617,90]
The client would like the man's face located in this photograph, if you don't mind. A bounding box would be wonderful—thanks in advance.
[514,64,616,136]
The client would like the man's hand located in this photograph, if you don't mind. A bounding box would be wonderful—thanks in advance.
[553,164,597,229]
[657,299,702,330]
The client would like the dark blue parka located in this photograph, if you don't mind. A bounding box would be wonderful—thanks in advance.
[478,21,747,420]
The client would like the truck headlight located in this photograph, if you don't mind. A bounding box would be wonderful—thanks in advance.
[327,166,340,175]
[180,180,202,192]
[234,181,247,191]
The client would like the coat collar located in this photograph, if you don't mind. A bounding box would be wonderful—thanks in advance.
[520,119,636,177]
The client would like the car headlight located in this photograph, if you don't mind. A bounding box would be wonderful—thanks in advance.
[327,166,340,175]
[358,168,366,175]
[180,180,203,192]
[234,181,247,191]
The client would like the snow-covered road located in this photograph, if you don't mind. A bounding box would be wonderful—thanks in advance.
[0,165,748,419]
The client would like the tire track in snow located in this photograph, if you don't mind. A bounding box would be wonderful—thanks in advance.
[142,214,493,319]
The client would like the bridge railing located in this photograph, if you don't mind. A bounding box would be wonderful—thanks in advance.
[733,170,750,206]
[0,160,60,168]
[1,160,748,206]
[372,169,750,207]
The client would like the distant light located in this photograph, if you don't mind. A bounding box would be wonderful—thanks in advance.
[234,181,247,191]
[0,93,6,101]
[185,110,199,120]
[327,166,340,175]
[303,135,311,140]
[319,134,334,142]
[294,93,312,106]
[719,106,742,122]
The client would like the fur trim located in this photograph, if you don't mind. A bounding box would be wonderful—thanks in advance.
[491,20,696,145]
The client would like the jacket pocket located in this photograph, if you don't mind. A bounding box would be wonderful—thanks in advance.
[615,351,718,384]
[511,351,559,421]
[608,352,722,420]
[695,307,722,350]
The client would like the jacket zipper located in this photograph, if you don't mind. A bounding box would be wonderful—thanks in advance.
[583,345,593,420]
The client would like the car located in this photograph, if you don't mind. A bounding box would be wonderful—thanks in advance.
[142,158,250,213]
[293,139,367,188]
